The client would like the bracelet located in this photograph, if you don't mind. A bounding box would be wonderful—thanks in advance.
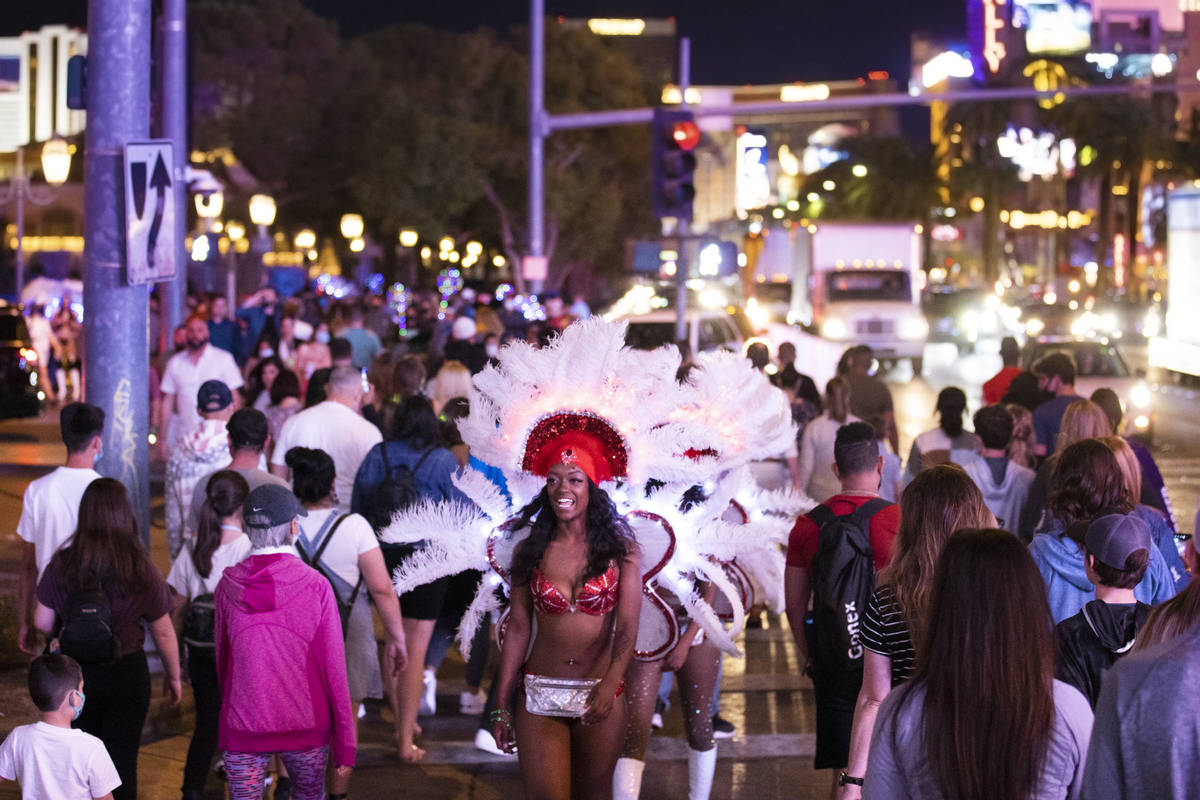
[838,771,864,787]
[488,709,514,726]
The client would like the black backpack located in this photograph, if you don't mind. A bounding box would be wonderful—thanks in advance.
[295,513,360,639]
[804,498,891,673]
[368,445,433,526]
[56,588,118,664]
[181,593,217,650]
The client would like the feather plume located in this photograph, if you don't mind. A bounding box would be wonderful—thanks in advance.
[456,575,503,662]
[451,467,512,523]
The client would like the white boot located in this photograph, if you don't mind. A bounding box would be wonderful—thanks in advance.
[688,747,717,800]
[69,368,81,401]
[612,757,645,800]
[55,370,67,402]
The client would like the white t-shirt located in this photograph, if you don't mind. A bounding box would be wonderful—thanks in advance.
[0,721,121,800]
[159,344,244,441]
[16,467,101,579]
[270,402,383,505]
[167,533,253,599]
[296,508,379,589]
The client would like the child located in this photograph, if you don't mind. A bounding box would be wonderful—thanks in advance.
[1055,513,1154,707]
[0,654,120,800]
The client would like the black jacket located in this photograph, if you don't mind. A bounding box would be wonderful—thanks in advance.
[1055,600,1151,708]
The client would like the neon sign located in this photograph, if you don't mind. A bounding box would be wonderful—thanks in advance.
[983,0,1008,73]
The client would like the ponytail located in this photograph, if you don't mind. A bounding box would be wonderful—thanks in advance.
[192,471,250,579]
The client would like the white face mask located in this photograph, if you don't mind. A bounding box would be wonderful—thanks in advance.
[485,343,499,358]
[259,347,275,358]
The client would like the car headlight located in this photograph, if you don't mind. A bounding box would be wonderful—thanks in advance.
[1026,317,1045,336]
[822,318,848,340]
[900,316,929,340]
[745,298,770,329]
[960,310,979,336]
[1134,414,1151,430]
[1131,382,1152,409]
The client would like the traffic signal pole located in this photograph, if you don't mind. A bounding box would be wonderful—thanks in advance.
[674,38,690,344]
[83,0,152,543]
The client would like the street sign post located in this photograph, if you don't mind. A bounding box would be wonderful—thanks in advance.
[123,140,177,285]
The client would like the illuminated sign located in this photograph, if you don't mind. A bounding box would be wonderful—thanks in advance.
[996,125,1076,180]
[1023,59,1070,108]
[780,83,831,102]
[736,131,771,216]
[587,18,646,36]
[1015,0,1092,55]
[921,51,975,87]
[983,0,1008,73]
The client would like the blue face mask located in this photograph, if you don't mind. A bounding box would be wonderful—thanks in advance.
[93,446,102,467]
[70,689,85,720]
[315,331,331,344]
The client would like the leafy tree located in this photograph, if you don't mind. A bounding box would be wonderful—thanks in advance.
[800,137,940,221]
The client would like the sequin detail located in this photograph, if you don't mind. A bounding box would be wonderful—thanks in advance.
[522,411,629,482]
[531,562,620,616]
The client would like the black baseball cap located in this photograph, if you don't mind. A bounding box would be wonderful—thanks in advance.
[197,380,233,413]
[243,484,308,530]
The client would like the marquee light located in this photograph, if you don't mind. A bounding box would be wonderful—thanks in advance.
[587,18,646,36]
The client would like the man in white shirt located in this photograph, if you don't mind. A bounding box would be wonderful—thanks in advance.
[159,315,243,456]
[16,403,104,653]
[270,366,382,505]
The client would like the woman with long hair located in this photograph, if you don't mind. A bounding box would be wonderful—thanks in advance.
[489,458,642,800]
[1005,402,1037,470]
[1101,435,1190,591]
[1132,577,1200,652]
[264,368,302,461]
[1030,439,1176,622]
[798,377,861,502]
[286,446,407,791]
[1018,398,1113,541]
[167,471,251,800]
[35,478,182,800]
[864,528,1094,798]
[902,387,979,484]
[243,354,284,411]
[837,465,994,798]
[350,395,467,761]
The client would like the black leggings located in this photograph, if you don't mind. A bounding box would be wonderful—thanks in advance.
[77,650,151,800]
[182,648,221,795]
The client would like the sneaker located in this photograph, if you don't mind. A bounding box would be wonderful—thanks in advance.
[712,714,735,739]
[273,775,291,800]
[474,727,517,756]
[420,668,437,716]
[460,689,487,716]
[651,698,665,730]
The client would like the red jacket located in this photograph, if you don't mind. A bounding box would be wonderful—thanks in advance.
[215,553,356,767]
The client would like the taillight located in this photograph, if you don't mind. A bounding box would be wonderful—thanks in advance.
[19,348,38,364]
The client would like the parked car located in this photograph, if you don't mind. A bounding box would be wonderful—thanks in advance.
[0,305,43,419]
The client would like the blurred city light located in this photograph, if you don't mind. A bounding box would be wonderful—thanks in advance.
[349,236,365,253]
[294,229,316,249]
[340,213,364,240]
[399,229,419,247]
[195,191,223,219]
[249,194,276,226]
[40,138,72,186]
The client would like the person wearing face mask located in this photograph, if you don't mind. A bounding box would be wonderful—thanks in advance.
[159,315,244,461]
[0,654,122,800]
[295,320,333,389]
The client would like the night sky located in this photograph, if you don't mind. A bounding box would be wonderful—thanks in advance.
[5,0,968,87]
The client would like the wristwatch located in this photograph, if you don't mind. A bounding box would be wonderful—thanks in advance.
[838,772,864,787]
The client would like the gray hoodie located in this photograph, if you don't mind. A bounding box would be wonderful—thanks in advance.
[962,454,1035,532]
[1082,629,1200,799]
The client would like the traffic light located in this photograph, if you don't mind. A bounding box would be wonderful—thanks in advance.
[651,108,699,221]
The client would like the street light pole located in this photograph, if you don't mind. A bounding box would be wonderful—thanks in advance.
[528,0,545,296]
[82,0,152,543]
[14,148,25,300]
[2,141,71,300]
[162,0,188,344]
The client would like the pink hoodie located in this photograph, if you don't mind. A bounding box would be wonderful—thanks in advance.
[215,553,356,767]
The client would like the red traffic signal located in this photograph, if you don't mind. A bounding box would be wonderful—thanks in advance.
[671,120,701,151]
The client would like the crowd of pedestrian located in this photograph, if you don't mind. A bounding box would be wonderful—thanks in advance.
[4,287,1199,800]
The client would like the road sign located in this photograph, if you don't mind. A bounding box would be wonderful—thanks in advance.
[522,255,548,281]
[124,140,177,285]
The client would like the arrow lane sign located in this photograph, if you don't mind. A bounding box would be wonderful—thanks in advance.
[146,153,171,269]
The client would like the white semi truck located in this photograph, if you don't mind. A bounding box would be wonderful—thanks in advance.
[1150,187,1200,380]
[793,221,929,374]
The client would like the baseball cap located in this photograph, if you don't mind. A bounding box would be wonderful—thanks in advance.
[197,380,233,413]
[1084,513,1152,570]
[243,484,308,530]
[226,408,270,448]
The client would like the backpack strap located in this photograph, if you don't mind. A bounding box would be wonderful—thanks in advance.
[411,446,436,477]
[850,498,892,525]
[311,513,351,564]
[806,503,835,529]
[300,512,364,609]
[295,509,342,566]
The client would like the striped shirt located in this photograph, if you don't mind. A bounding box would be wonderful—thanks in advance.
[861,584,916,686]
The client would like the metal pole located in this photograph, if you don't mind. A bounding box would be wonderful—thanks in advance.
[14,148,25,302]
[528,0,545,296]
[162,0,188,338]
[674,38,690,343]
[83,0,152,544]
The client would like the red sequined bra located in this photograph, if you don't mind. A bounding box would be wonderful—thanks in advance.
[531,562,619,616]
